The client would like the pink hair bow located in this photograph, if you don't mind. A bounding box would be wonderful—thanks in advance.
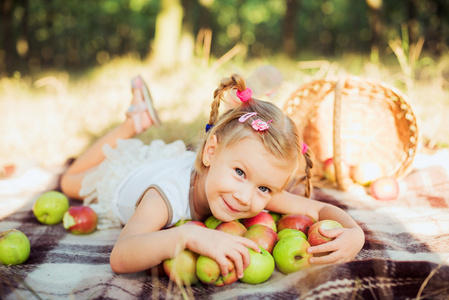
[236,88,252,102]
[239,112,272,131]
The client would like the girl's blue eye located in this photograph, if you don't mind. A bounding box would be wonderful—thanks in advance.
[259,186,270,193]
[235,168,244,177]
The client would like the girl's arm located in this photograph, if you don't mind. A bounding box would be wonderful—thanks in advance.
[110,188,260,278]
[265,191,365,264]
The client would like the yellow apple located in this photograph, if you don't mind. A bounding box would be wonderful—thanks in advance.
[351,161,383,186]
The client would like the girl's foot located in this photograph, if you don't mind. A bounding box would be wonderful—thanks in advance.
[126,75,162,134]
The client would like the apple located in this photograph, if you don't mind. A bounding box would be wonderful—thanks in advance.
[174,219,192,226]
[0,229,31,265]
[184,220,207,227]
[215,220,247,236]
[351,161,383,186]
[268,211,282,223]
[307,220,343,246]
[163,249,199,286]
[239,246,275,284]
[196,255,238,286]
[272,235,312,274]
[33,191,69,225]
[63,206,98,235]
[277,214,315,236]
[241,211,277,232]
[204,215,223,229]
[277,228,307,241]
[323,158,350,183]
[369,177,400,201]
[244,224,279,253]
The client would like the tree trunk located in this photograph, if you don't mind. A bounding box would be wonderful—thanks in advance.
[367,0,383,59]
[153,0,183,71]
[283,0,300,58]
[2,0,14,76]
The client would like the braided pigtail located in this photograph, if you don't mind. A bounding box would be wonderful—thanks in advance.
[207,74,248,129]
[302,148,314,198]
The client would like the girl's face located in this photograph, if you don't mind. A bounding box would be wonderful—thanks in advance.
[203,135,294,222]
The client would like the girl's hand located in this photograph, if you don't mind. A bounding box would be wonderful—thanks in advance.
[182,225,260,279]
[306,226,365,264]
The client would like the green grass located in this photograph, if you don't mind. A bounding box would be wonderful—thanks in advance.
[1,52,448,168]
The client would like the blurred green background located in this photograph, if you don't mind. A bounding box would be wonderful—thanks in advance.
[1,0,447,76]
[1,0,448,167]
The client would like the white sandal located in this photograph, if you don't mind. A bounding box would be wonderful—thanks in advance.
[127,75,162,134]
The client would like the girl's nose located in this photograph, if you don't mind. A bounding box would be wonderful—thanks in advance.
[234,185,252,205]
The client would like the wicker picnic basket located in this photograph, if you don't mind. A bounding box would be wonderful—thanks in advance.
[283,76,419,190]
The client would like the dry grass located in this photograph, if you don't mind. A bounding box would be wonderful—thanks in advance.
[1,53,448,169]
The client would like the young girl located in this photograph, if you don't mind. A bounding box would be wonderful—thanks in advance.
[60,74,365,279]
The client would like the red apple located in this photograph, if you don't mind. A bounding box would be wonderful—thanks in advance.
[351,161,383,186]
[240,211,277,232]
[307,220,343,246]
[244,224,279,253]
[215,220,247,236]
[369,177,400,201]
[196,256,238,286]
[163,249,199,286]
[277,214,315,236]
[63,206,98,235]
[184,220,207,227]
[323,158,350,182]
[272,235,311,274]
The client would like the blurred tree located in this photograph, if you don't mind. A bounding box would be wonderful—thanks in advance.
[153,0,183,71]
[367,0,383,60]
[2,0,15,76]
[283,0,300,58]
[0,0,448,76]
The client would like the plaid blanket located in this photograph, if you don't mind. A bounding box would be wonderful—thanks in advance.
[1,154,449,300]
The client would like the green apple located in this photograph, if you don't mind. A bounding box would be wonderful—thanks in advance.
[174,219,192,226]
[204,215,223,229]
[163,249,199,286]
[268,211,282,223]
[0,229,31,265]
[196,255,238,286]
[277,228,307,241]
[239,247,275,284]
[33,191,69,225]
[272,235,312,274]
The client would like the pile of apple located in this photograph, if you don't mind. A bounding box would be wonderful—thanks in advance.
[323,158,400,201]
[0,191,98,266]
[163,211,342,286]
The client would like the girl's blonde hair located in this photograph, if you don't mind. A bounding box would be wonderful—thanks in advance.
[195,74,313,197]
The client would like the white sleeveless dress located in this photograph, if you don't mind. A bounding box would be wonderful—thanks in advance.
[79,138,197,230]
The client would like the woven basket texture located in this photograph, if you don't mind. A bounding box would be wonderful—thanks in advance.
[283,76,419,190]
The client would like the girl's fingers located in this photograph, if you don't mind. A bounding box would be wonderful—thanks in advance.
[318,227,344,238]
[307,240,337,255]
[309,251,339,264]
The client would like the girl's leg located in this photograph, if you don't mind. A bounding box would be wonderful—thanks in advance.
[60,76,156,200]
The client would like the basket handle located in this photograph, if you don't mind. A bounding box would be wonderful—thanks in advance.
[333,77,352,190]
